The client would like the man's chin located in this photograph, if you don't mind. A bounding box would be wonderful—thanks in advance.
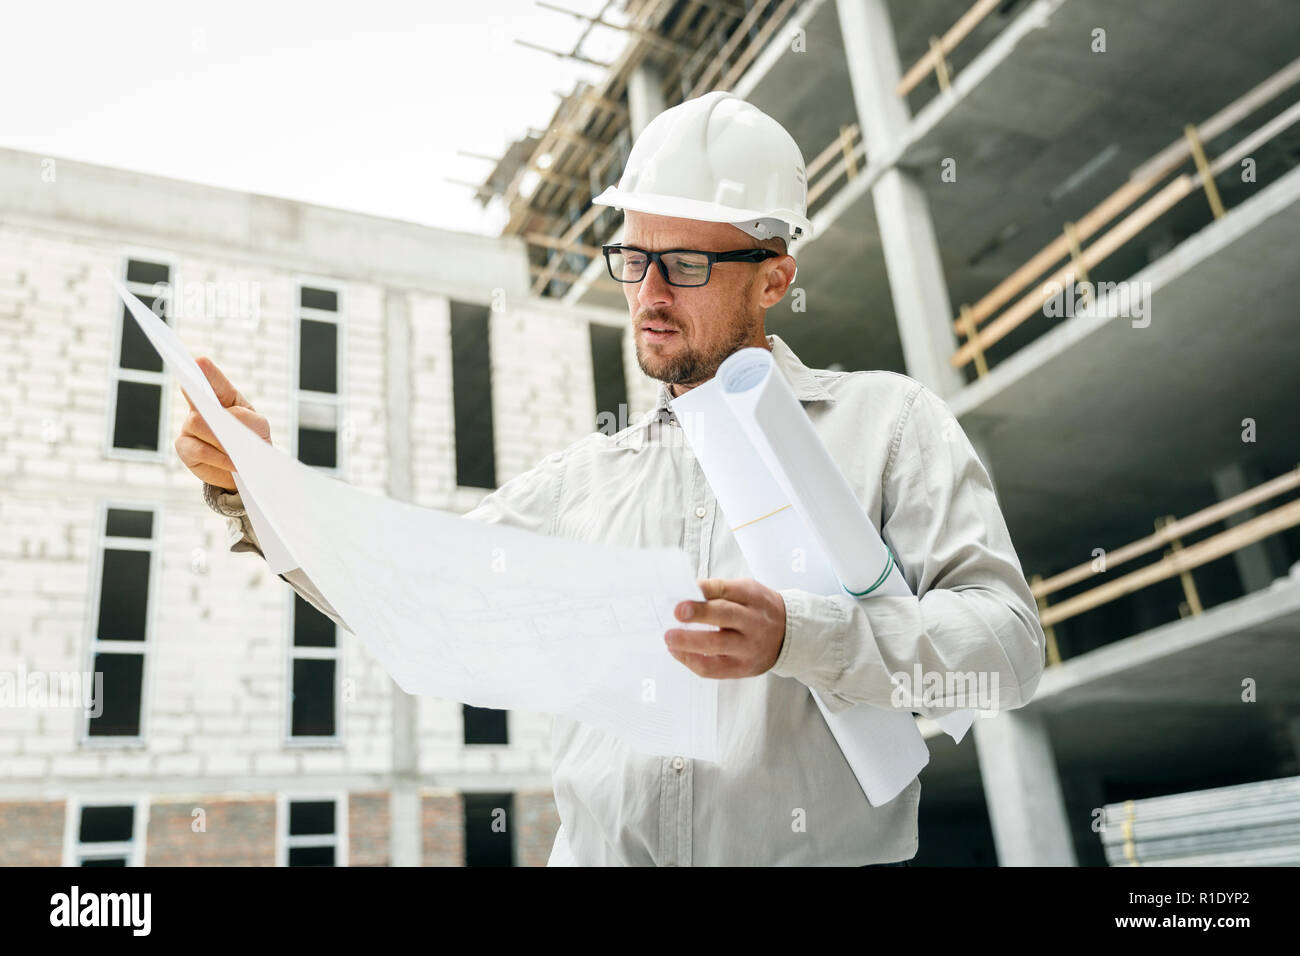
[637,353,691,386]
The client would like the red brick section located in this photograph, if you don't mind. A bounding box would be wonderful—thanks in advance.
[145,796,276,866]
[515,788,561,867]
[422,790,464,866]
[348,791,389,866]
[0,800,65,866]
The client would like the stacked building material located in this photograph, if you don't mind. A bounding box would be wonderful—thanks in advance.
[1101,776,1300,866]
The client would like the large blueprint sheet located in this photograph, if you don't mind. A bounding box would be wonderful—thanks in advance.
[670,347,975,805]
[110,276,719,761]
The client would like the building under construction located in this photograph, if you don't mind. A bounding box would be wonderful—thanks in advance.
[472,0,1300,865]
[2,0,1298,866]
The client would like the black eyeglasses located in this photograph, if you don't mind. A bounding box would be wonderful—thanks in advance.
[602,244,780,288]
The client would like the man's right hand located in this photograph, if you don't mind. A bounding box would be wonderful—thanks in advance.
[174,357,271,492]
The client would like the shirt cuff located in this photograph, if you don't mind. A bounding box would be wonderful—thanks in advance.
[772,588,848,688]
[202,482,246,518]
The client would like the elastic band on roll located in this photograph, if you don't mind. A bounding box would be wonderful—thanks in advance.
[842,548,895,598]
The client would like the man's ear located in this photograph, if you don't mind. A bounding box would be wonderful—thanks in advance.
[757,255,798,308]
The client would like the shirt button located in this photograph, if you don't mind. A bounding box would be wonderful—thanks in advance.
[694,506,707,519]
[672,756,685,772]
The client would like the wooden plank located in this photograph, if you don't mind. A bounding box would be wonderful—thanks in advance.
[897,0,1002,96]
[1033,466,1300,599]
[525,232,603,258]
[1039,498,1300,627]
[807,138,868,206]
[717,0,800,92]
[530,203,609,294]
[950,175,1195,368]
[950,176,1154,337]
[515,38,612,68]
[806,123,859,180]
[688,0,774,97]
[1131,56,1300,182]
[955,57,1300,338]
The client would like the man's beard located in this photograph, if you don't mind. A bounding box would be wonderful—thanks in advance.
[634,305,762,388]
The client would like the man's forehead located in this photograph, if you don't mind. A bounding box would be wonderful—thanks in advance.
[624,213,749,249]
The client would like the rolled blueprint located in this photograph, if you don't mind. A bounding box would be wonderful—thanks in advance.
[670,347,975,806]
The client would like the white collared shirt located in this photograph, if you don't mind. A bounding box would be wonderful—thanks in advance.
[206,332,1045,865]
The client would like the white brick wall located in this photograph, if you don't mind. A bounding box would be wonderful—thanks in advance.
[0,177,625,803]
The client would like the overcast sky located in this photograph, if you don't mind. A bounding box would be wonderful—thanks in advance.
[1,0,626,234]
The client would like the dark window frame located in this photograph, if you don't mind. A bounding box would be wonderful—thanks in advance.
[293,281,344,474]
[450,300,497,490]
[83,502,158,745]
[463,792,515,867]
[280,794,346,866]
[108,256,173,458]
[69,798,145,866]
[462,705,509,746]
[286,592,342,745]
[589,323,629,435]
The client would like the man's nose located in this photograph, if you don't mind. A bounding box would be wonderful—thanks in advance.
[636,258,675,309]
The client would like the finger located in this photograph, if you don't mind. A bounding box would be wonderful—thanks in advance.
[180,386,196,413]
[677,597,749,630]
[188,462,237,492]
[698,577,760,603]
[697,578,732,602]
[181,409,227,455]
[183,403,270,451]
[195,356,247,409]
[228,404,271,443]
[667,646,739,679]
[666,626,740,657]
[175,434,236,476]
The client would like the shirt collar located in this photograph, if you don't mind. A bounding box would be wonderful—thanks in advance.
[651,331,835,413]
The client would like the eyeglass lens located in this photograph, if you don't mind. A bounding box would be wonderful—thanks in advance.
[608,249,711,286]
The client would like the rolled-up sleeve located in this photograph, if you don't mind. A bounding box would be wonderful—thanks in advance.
[200,482,353,631]
[202,482,262,554]
[770,382,1046,717]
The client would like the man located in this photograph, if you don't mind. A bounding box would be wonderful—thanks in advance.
[177,92,1046,866]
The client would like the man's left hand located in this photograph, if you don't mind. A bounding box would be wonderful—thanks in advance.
[665,578,786,679]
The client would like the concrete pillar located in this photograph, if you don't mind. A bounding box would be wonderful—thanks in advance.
[838,0,1067,867]
[1060,772,1109,866]
[385,288,421,866]
[1285,715,1300,776]
[834,0,909,145]
[1211,463,1288,593]
[628,62,667,138]
[973,708,1078,866]
[835,0,964,398]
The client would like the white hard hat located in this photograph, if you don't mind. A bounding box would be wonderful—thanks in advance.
[592,91,814,247]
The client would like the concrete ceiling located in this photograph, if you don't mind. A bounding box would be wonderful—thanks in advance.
[741,0,857,169]
[711,0,1300,379]
[716,0,1300,846]
[577,0,1300,578]
[765,187,905,372]
[951,165,1300,573]
[905,0,1300,330]
[740,0,903,372]
[737,0,1300,574]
